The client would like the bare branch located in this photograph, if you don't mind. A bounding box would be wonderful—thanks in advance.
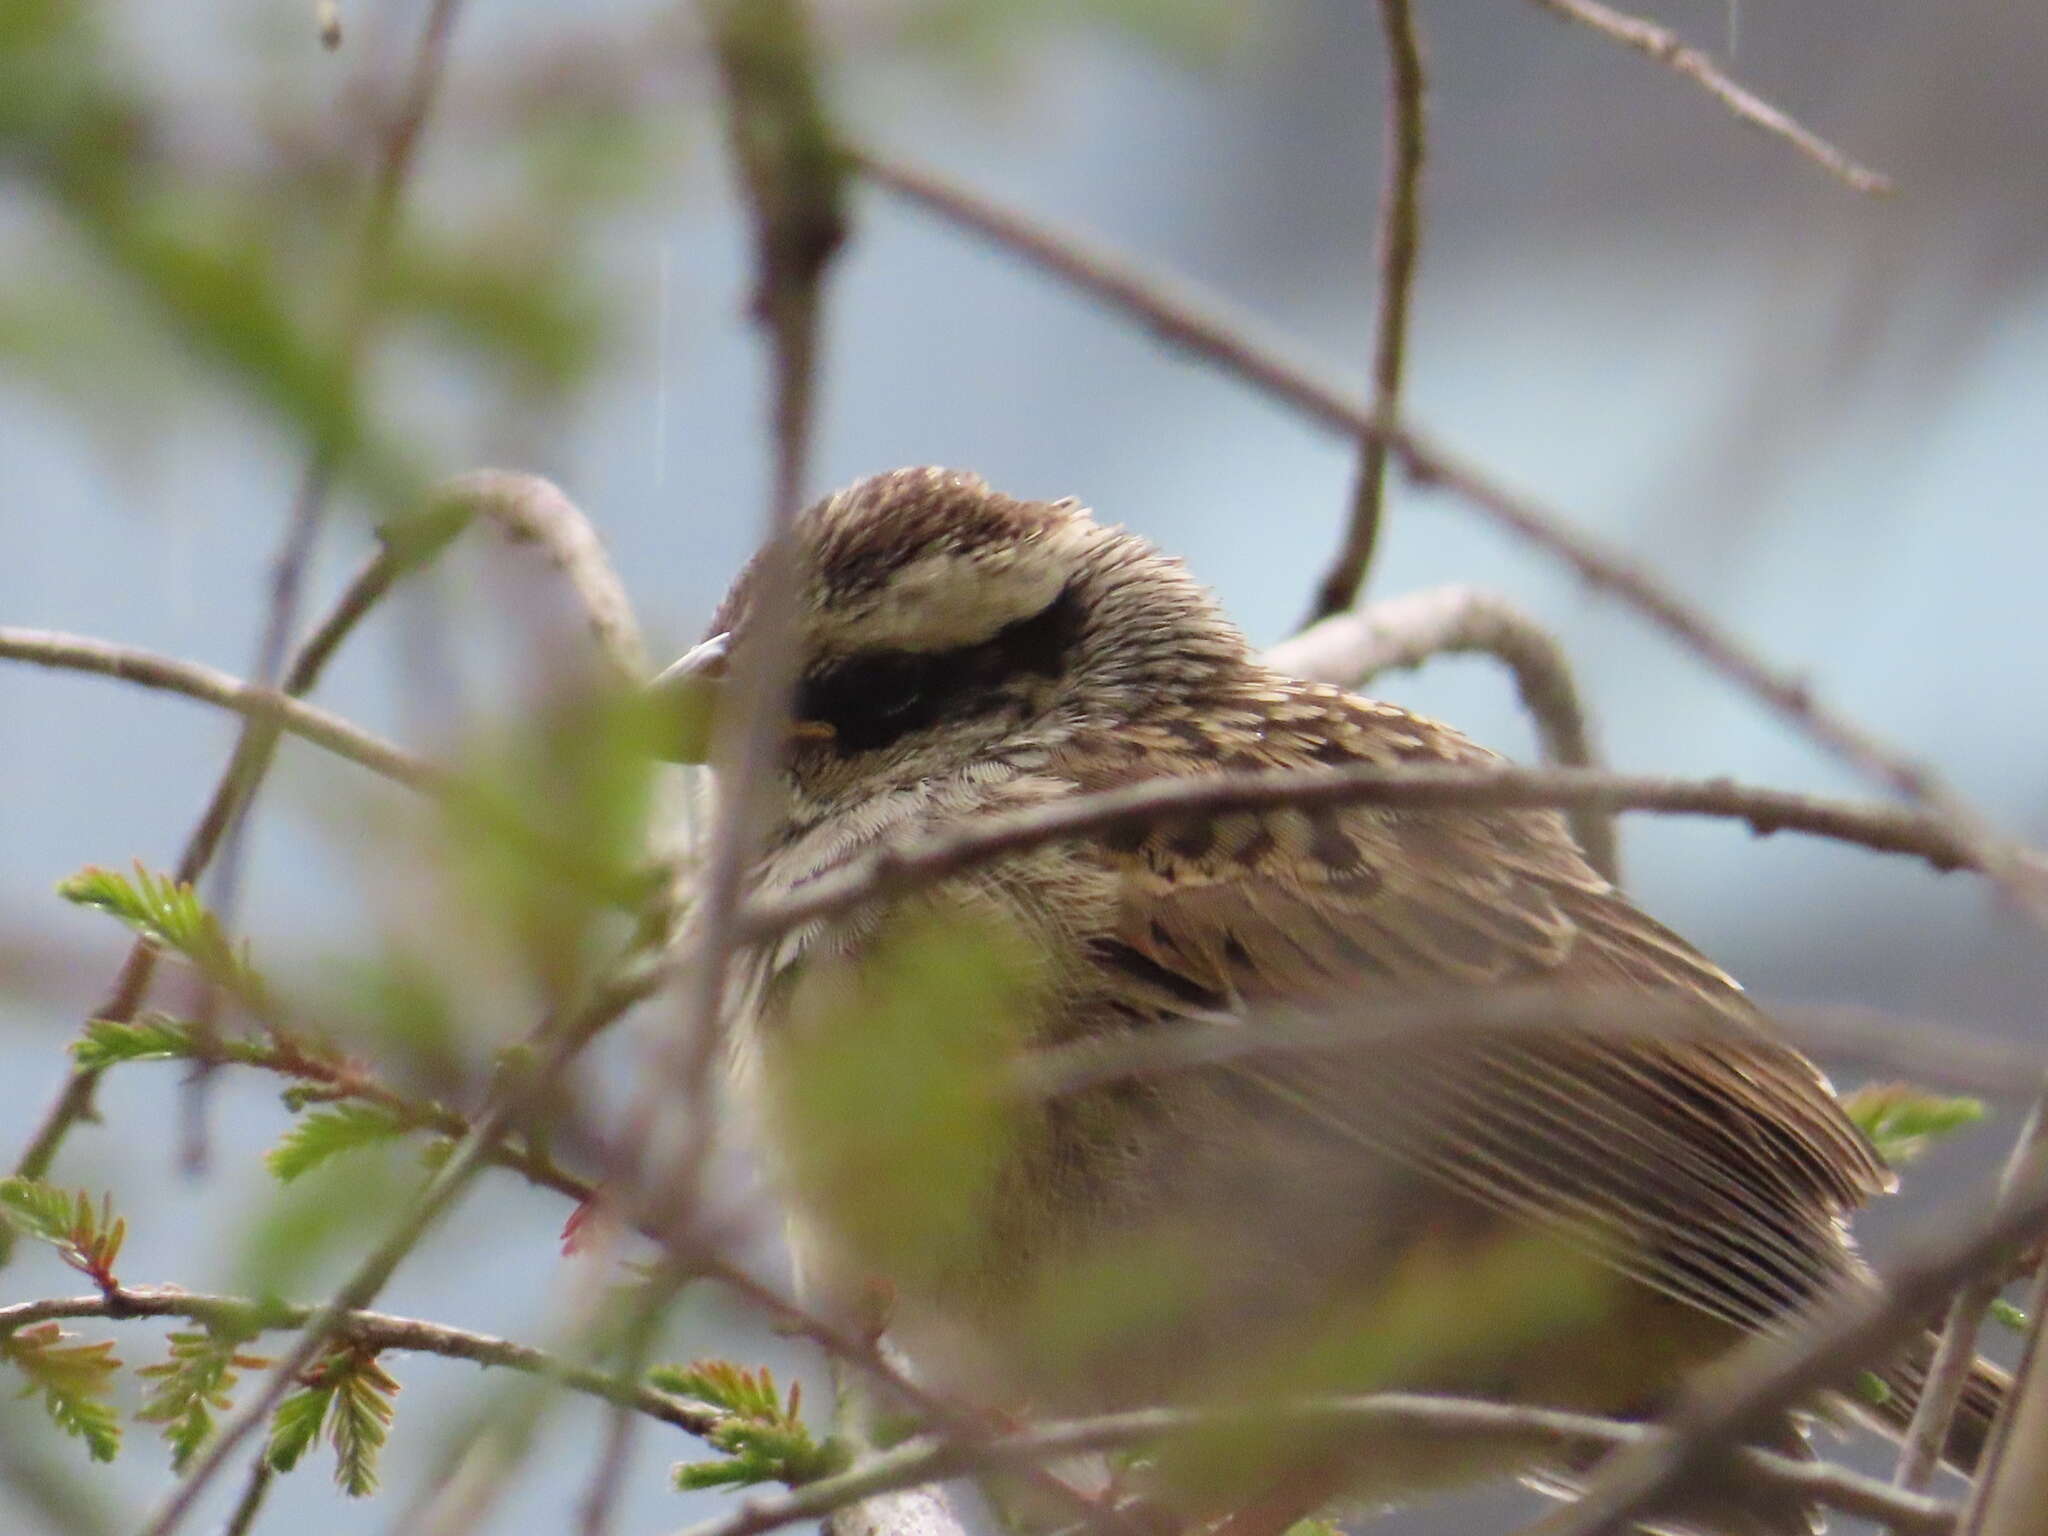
[663,1394,1956,1536]
[734,762,2014,952]
[1309,0,1427,622]
[852,153,2048,929]
[0,1284,718,1438]
[1528,0,1894,195]
[1268,585,1614,878]
[0,627,437,792]
[439,468,648,687]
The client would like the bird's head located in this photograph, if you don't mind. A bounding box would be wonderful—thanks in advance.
[652,467,1249,796]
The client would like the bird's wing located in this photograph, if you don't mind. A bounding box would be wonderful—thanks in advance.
[1046,680,1891,1333]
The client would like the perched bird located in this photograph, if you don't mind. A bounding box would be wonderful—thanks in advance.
[654,467,2000,1534]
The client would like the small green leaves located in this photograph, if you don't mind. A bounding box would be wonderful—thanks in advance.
[1991,1298,2029,1333]
[58,862,270,1011]
[71,1013,279,1071]
[0,1180,125,1289]
[1841,1083,1988,1166]
[264,1106,407,1184]
[136,1328,272,1472]
[2,1323,123,1462]
[652,1360,846,1490]
[266,1347,400,1496]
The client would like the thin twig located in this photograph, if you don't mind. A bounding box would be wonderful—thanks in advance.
[852,152,2048,929]
[1527,0,1894,195]
[673,0,848,1204]
[438,468,648,687]
[222,1458,276,1536]
[1268,586,1614,878]
[1892,1081,2048,1500]
[1523,1163,2048,1535]
[662,1394,1956,1536]
[0,1284,719,1438]
[0,628,437,791]
[1309,0,1427,622]
[197,0,468,1174]
[1956,1144,2048,1534]
[733,762,2011,951]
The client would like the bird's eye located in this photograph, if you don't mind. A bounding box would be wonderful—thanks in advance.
[793,583,1083,756]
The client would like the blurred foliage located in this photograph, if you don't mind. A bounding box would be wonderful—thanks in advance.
[652,1359,847,1489]
[236,1139,410,1303]
[771,909,1034,1294]
[1154,1230,1615,1510]
[0,0,663,513]
[1840,1082,1989,1167]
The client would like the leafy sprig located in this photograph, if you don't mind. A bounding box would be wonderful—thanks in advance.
[266,1346,401,1497]
[137,1327,273,1472]
[58,862,272,1011]
[0,1179,126,1290]
[2,1322,123,1462]
[652,1359,846,1490]
[264,1105,408,1184]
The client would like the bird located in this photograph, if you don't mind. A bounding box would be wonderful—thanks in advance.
[651,466,2003,1534]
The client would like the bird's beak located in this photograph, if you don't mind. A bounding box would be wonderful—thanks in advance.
[646,632,729,764]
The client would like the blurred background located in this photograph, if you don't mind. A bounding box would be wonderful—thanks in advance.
[3,0,2046,1530]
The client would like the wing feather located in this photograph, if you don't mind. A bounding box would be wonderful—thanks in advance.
[1047,681,1888,1334]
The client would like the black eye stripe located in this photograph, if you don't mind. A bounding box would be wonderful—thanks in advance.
[796,584,1084,755]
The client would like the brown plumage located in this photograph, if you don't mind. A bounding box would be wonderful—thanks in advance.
[659,467,2001,1534]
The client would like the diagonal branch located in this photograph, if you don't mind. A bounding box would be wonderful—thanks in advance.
[1309,0,1428,622]
[1528,0,1893,195]
[0,627,439,791]
[849,152,2048,931]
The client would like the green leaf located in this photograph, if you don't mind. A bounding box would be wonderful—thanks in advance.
[137,1328,271,1473]
[328,1355,399,1497]
[0,1180,124,1284]
[71,1015,202,1069]
[1841,1084,1989,1166]
[1991,1298,2029,1333]
[265,1350,397,1496]
[265,1382,333,1474]
[58,864,271,1012]
[264,1105,407,1184]
[2,1323,122,1463]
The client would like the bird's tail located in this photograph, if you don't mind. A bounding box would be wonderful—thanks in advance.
[1855,1333,2010,1474]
